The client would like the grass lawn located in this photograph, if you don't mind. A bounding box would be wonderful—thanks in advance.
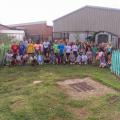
[0,65,120,120]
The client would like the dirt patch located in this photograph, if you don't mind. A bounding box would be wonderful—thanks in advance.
[33,80,42,85]
[69,107,88,119]
[10,99,25,112]
[57,77,117,99]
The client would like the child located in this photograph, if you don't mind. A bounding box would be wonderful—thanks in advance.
[82,53,88,64]
[69,52,75,64]
[37,53,43,65]
[57,52,61,64]
[76,52,82,64]
[44,52,50,64]
[32,54,38,66]
[98,49,106,68]
[5,50,13,66]
[72,42,78,59]
[19,41,25,56]
[65,43,71,62]
[92,44,97,64]
[50,51,55,64]
[28,54,34,65]
[22,53,28,65]
[63,53,67,64]
[16,54,22,65]
[107,53,111,68]
[26,40,35,55]
[34,42,40,54]
[86,47,92,64]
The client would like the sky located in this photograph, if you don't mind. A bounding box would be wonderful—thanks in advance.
[0,0,120,25]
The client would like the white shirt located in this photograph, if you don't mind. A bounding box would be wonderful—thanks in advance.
[72,45,78,52]
[6,53,13,62]
[82,55,88,62]
[43,41,50,49]
[65,45,71,53]
[16,55,21,61]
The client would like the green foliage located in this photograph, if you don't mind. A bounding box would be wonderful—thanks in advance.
[0,34,12,44]
[68,100,89,108]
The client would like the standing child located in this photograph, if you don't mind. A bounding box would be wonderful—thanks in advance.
[65,43,71,63]
[50,51,55,64]
[72,42,78,60]
[86,47,92,64]
[19,41,25,56]
[92,44,97,64]
[34,42,40,54]
[98,49,106,68]
[58,41,65,64]
[26,40,35,55]
[11,42,19,63]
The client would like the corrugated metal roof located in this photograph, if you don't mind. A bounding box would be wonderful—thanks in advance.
[53,5,120,22]
[53,6,120,36]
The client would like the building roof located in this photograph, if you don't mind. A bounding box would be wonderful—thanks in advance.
[9,21,47,27]
[54,5,120,22]
[53,6,120,36]
[0,24,12,30]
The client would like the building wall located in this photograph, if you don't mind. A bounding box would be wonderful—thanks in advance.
[0,30,25,41]
[53,6,120,37]
[10,22,53,41]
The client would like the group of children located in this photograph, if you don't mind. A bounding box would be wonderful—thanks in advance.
[4,39,112,68]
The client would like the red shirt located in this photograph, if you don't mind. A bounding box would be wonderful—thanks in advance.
[11,44,18,54]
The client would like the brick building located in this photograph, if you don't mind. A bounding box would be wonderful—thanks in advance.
[10,21,53,42]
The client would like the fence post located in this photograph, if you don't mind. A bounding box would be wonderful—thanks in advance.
[111,50,120,77]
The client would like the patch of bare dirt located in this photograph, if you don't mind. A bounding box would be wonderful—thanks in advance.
[10,99,25,112]
[57,77,117,99]
[69,107,89,119]
[33,80,42,85]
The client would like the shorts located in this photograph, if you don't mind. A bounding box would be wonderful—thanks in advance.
[66,53,70,58]
[44,60,50,63]
[73,51,78,58]
[44,48,49,55]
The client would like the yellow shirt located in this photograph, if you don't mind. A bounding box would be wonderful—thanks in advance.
[27,43,34,54]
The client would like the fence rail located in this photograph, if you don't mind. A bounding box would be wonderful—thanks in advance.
[111,50,120,76]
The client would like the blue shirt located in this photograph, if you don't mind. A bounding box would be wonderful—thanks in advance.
[19,44,25,55]
[58,44,65,55]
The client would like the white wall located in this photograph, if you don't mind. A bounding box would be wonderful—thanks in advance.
[0,30,25,41]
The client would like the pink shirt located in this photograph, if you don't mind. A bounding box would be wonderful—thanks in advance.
[34,44,40,51]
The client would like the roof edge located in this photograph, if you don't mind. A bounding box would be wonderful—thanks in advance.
[0,24,12,29]
[53,6,87,22]
[9,21,47,27]
[53,5,120,22]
